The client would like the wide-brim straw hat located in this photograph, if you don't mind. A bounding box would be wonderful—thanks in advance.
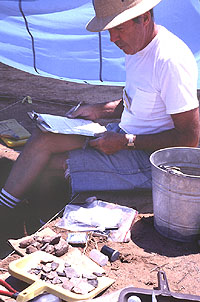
[86,0,162,32]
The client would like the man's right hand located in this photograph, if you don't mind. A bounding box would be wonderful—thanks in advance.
[66,103,104,121]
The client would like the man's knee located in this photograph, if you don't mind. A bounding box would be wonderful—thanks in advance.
[28,128,84,154]
[28,128,54,152]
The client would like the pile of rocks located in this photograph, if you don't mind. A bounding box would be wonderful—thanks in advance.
[19,234,69,257]
[28,259,104,295]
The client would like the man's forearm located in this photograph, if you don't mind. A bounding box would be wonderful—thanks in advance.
[132,108,200,151]
[90,107,199,154]
[89,126,199,155]
[133,127,199,151]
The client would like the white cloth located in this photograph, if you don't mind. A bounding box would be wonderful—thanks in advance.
[119,26,199,135]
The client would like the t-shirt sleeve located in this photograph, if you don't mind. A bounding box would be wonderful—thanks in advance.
[159,52,199,114]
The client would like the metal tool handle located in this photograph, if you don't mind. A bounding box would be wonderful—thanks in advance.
[157,271,171,295]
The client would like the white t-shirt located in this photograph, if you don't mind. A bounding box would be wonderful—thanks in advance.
[119,25,199,135]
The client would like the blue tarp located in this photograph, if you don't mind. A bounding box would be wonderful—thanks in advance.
[0,0,199,87]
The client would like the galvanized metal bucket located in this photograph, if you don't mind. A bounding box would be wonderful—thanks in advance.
[150,147,200,242]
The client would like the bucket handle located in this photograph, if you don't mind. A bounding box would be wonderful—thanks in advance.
[157,271,171,295]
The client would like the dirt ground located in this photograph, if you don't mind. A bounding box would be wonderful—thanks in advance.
[0,62,200,300]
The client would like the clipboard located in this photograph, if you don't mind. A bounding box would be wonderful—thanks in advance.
[27,111,106,137]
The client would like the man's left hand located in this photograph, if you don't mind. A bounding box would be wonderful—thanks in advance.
[89,131,126,154]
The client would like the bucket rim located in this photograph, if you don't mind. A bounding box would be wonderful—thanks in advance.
[150,146,200,179]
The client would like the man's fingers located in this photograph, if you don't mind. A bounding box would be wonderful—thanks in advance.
[89,137,100,147]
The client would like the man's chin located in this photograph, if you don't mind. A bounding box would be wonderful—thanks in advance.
[115,44,133,55]
[124,48,137,55]
[120,46,134,55]
[123,49,132,55]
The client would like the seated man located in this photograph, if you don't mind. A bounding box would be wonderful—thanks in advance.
[0,0,199,226]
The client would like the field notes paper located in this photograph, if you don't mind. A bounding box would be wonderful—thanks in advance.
[28,111,106,136]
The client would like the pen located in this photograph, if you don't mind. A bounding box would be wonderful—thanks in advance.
[74,101,82,112]
[65,101,82,117]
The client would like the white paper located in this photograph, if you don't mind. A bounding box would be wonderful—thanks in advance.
[30,112,106,136]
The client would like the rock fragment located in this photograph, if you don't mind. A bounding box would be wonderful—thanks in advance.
[57,271,66,277]
[27,258,100,295]
[42,265,52,274]
[19,234,69,257]
[47,271,58,280]
[64,267,80,279]
[49,234,61,245]
[32,241,42,250]
[41,236,53,244]
[64,262,71,268]
[93,271,104,277]
[19,237,35,248]
[62,279,74,291]
[52,276,62,285]
[40,259,53,265]
[33,235,43,243]
[44,244,55,254]
[26,245,38,254]
[41,242,50,251]
[54,239,69,257]
[87,279,98,288]
[40,273,47,281]
[51,261,59,271]
[82,273,97,280]
[72,279,95,295]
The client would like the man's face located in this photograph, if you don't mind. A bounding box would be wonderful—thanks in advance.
[108,18,147,55]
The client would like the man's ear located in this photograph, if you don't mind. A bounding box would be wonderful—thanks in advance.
[143,11,151,26]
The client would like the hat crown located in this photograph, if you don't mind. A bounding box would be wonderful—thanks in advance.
[87,0,162,32]
[94,0,143,18]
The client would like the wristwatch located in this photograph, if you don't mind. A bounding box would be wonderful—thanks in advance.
[125,134,136,148]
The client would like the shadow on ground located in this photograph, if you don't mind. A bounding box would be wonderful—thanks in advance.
[131,216,199,257]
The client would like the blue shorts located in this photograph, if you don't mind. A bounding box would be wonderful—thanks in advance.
[66,123,152,195]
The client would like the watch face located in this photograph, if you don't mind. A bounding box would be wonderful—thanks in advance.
[125,134,135,148]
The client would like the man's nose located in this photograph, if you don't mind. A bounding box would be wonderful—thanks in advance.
[109,28,119,43]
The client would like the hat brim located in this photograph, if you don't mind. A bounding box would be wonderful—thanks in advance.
[86,0,162,32]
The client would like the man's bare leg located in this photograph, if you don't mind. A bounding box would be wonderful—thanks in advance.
[23,151,71,232]
[3,128,85,199]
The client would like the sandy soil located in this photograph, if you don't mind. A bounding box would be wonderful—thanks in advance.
[0,62,200,300]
